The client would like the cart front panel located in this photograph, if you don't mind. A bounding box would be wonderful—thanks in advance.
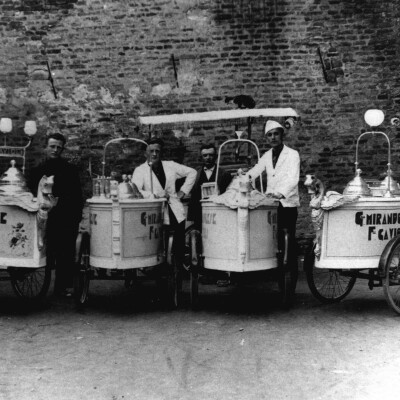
[0,205,45,268]
[319,199,400,268]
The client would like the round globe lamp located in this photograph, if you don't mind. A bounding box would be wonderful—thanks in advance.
[364,109,384,127]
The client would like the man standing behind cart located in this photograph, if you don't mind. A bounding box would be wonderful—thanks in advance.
[27,133,83,297]
[187,143,232,230]
[240,120,300,271]
[131,138,196,272]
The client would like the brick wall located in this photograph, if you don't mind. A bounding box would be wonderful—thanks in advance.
[0,0,400,251]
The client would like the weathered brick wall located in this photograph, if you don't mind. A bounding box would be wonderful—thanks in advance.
[1,0,400,251]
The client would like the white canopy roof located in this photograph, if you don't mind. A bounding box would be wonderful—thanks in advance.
[138,108,299,126]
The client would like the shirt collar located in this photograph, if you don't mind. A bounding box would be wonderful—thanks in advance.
[272,144,284,155]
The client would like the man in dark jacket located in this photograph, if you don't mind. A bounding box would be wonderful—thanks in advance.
[27,133,83,297]
[187,143,232,230]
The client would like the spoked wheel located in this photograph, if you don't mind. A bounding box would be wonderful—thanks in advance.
[189,228,202,310]
[381,236,400,315]
[183,225,196,272]
[278,230,297,308]
[165,234,178,308]
[304,243,356,303]
[73,232,91,306]
[9,265,52,301]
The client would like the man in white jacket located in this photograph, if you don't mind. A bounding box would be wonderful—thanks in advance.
[132,137,196,271]
[240,120,300,266]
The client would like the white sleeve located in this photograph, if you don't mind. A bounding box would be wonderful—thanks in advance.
[131,167,152,198]
[247,153,268,180]
[173,162,197,195]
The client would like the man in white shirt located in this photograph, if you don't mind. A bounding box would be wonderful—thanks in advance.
[132,138,196,271]
[240,120,300,269]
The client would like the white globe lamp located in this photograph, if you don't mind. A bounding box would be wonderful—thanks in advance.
[364,109,384,127]
[24,121,37,137]
[0,118,12,133]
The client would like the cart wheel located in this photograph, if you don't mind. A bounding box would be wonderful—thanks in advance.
[166,234,179,308]
[304,243,356,303]
[189,229,201,310]
[73,232,90,306]
[381,236,400,315]
[278,230,297,308]
[9,265,52,301]
[124,269,138,292]
[183,225,196,272]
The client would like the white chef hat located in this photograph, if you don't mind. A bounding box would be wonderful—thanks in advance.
[264,120,284,135]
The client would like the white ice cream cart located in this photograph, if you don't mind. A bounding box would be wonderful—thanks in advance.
[0,119,52,302]
[73,138,177,306]
[304,110,400,314]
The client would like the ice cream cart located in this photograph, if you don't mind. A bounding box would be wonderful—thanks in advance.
[0,119,52,301]
[304,110,400,314]
[139,108,300,308]
[73,138,178,306]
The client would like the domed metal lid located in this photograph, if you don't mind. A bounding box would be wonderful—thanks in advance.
[343,169,372,197]
[0,160,29,195]
[380,170,400,195]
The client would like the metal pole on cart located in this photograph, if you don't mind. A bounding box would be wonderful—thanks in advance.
[102,137,148,177]
[355,130,393,197]
[215,138,263,195]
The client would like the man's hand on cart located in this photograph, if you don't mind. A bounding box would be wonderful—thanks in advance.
[266,192,284,200]
[176,190,185,200]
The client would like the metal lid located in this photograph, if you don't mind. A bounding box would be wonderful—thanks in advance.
[380,170,400,195]
[343,169,372,197]
[0,160,29,195]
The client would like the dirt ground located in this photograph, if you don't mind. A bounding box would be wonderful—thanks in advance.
[1,268,400,400]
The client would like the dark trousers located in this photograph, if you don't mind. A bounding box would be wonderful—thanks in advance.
[166,208,186,266]
[277,204,298,268]
[47,218,79,292]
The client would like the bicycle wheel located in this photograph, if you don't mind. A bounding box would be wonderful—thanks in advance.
[381,236,400,315]
[304,243,356,303]
[9,265,51,301]
[73,232,90,306]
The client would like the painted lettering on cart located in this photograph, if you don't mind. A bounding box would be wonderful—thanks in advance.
[141,212,162,239]
[203,212,216,225]
[202,212,217,240]
[89,213,97,225]
[0,212,7,224]
[268,210,277,225]
[355,211,400,241]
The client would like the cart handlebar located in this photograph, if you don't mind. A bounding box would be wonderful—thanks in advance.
[101,138,148,177]
[215,138,263,194]
[355,130,392,196]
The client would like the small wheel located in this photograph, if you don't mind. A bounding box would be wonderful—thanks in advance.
[166,258,178,308]
[381,236,400,314]
[73,232,90,306]
[183,225,196,272]
[189,229,201,309]
[190,267,199,309]
[124,269,138,291]
[9,265,51,301]
[278,231,297,308]
[304,243,356,303]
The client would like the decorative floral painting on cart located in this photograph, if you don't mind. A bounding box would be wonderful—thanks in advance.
[0,206,35,258]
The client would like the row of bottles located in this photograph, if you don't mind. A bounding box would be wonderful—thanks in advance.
[92,173,133,199]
